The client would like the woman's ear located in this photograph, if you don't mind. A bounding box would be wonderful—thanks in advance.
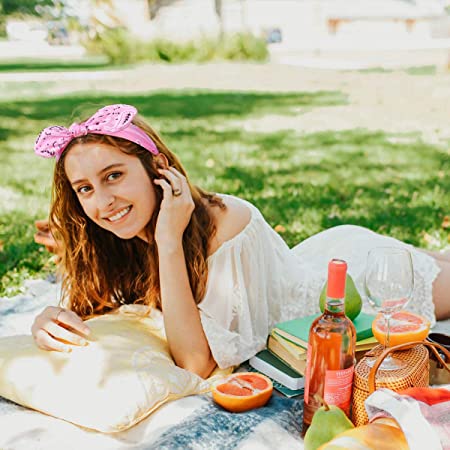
[154,153,169,170]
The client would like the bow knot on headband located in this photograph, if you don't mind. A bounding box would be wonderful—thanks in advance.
[68,122,89,137]
[34,104,159,160]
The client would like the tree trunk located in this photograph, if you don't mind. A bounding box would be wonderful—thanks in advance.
[214,0,223,39]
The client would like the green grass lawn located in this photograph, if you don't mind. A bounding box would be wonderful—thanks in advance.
[0,85,448,296]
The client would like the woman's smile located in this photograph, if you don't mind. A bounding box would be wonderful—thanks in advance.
[104,205,132,223]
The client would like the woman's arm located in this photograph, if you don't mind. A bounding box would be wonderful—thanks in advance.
[154,167,216,378]
[158,243,216,378]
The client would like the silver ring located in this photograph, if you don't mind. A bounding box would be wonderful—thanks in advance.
[172,188,182,197]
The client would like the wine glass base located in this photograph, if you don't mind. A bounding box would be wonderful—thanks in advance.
[365,355,406,371]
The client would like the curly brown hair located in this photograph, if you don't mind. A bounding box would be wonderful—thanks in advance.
[50,115,225,318]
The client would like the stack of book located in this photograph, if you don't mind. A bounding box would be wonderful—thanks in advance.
[249,312,377,396]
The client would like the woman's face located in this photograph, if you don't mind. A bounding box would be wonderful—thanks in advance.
[64,142,156,241]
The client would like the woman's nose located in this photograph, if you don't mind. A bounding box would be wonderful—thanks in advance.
[97,189,115,210]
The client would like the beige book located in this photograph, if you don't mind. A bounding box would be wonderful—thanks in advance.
[267,335,307,375]
[270,330,307,360]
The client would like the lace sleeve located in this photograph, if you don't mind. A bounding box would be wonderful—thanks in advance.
[198,211,284,369]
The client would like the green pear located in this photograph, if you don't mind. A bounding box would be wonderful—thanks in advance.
[304,399,354,450]
[319,273,362,321]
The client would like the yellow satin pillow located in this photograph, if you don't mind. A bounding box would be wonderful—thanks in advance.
[0,306,230,432]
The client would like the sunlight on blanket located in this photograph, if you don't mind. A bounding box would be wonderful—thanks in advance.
[0,305,229,433]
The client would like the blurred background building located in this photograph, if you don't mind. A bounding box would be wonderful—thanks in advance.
[74,0,450,44]
[1,0,450,68]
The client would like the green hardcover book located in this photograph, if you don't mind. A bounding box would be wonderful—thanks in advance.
[273,312,375,349]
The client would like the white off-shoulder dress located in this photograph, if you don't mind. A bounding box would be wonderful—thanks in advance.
[198,195,441,369]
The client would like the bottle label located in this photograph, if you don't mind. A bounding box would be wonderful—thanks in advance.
[323,366,354,410]
[303,343,312,404]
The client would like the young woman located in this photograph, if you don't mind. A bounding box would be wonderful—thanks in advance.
[32,104,450,378]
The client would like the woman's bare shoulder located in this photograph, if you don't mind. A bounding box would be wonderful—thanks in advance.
[207,195,252,256]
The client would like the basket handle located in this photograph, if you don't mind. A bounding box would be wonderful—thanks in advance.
[368,340,450,394]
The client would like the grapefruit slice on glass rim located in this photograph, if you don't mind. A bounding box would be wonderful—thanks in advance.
[212,372,273,412]
[372,310,430,347]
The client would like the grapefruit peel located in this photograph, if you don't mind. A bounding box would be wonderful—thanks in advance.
[372,311,430,348]
[211,372,273,413]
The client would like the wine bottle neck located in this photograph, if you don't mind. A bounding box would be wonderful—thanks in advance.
[326,259,347,298]
[325,296,345,314]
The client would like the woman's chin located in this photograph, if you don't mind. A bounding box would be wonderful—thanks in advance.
[110,229,138,240]
[104,221,148,241]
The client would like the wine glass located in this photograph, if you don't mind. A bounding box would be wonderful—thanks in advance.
[364,247,414,370]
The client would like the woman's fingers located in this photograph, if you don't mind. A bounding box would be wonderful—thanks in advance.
[55,308,90,336]
[32,306,90,352]
[169,167,189,195]
[34,329,73,353]
[34,220,63,257]
[45,321,89,347]
[34,231,56,247]
[158,168,183,195]
[168,167,186,182]
[154,178,173,197]
[35,219,50,233]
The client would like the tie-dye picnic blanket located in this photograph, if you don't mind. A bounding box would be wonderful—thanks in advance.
[0,279,305,450]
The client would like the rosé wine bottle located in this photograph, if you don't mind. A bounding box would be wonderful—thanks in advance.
[302,259,356,434]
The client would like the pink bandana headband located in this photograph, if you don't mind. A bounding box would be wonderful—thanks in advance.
[34,104,159,160]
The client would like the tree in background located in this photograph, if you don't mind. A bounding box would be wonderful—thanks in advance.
[145,0,224,32]
[0,0,49,38]
[215,0,223,37]
[87,0,122,38]
[0,0,80,44]
[0,0,52,16]
[147,0,181,20]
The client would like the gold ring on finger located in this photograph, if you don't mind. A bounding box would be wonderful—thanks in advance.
[172,188,182,197]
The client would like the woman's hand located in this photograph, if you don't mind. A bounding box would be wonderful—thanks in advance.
[34,219,63,258]
[31,306,91,352]
[154,167,195,247]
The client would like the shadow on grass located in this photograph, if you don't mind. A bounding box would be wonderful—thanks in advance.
[0,126,22,142]
[0,58,111,73]
[0,89,348,123]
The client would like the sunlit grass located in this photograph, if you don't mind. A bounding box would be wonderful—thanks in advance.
[0,85,448,295]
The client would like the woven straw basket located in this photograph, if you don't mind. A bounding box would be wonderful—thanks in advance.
[351,340,450,426]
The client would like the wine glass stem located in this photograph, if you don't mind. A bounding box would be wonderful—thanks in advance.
[385,313,392,350]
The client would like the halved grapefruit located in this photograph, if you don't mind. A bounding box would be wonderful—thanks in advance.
[372,311,430,347]
[212,372,273,412]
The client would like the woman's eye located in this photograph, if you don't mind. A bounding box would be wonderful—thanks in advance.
[107,172,122,181]
[77,186,91,194]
